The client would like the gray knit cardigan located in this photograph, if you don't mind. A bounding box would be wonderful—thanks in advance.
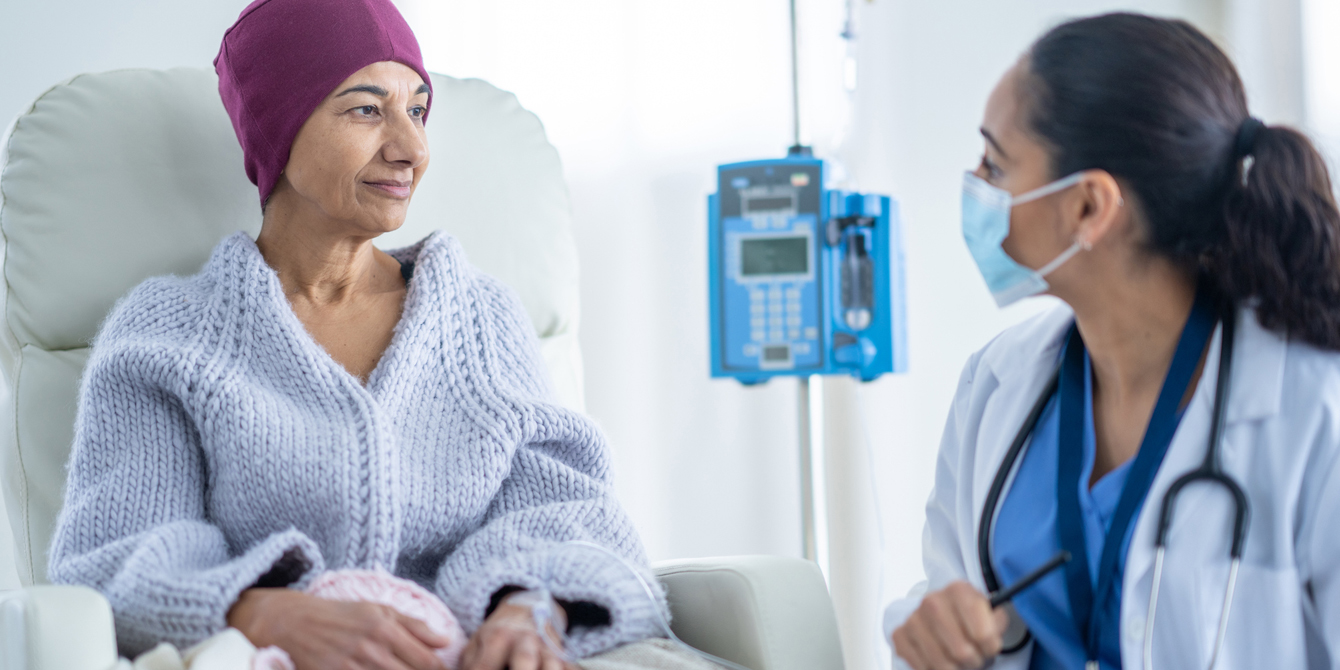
[48,231,664,657]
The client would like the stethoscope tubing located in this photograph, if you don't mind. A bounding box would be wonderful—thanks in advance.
[978,310,1249,665]
[1144,311,1247,670]
[977,363,1061,652]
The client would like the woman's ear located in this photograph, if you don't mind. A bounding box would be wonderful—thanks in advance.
[1070,170,1125,248]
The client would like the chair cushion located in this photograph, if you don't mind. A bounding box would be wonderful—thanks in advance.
[654,555,846,670]
[0,67,581,585]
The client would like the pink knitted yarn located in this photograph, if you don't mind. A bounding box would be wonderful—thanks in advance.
[253,569,466,669]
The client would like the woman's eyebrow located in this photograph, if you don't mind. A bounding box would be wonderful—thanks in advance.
[415,83,430,97]
[336,84,388,98]
[980,128,1010,161]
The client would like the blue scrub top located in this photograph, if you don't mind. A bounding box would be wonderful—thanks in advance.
[993,355,1140,670]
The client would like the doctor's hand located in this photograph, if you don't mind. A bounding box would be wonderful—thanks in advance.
[458,593,579,670]
[892,581,1010,670]
[227,587,451,670]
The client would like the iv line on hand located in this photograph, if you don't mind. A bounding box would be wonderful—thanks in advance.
[501,588,573,661]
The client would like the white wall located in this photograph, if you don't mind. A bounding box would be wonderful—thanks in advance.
[0,1,1313,667]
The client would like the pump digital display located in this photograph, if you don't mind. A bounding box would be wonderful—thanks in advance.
[744,196,796,213]
[741,236,808,276]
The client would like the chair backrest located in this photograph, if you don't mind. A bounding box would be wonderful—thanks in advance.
[0,68,583,586]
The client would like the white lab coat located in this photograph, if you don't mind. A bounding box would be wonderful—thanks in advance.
[883,304,1340,670]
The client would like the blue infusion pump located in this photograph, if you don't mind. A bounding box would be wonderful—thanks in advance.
[709,155,908,384]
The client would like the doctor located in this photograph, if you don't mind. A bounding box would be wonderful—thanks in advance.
[884,12,1340,670]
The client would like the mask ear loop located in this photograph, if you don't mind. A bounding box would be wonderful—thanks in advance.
[1035,187,1118,277]
[1035,238,1087,277]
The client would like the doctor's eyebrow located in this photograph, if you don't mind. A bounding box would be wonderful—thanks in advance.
[335,83,432,98]
[981,128,1010,160]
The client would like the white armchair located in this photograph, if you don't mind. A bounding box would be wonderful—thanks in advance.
[0,69,844,669]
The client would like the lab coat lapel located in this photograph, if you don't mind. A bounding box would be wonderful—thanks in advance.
[968,306,1071,588]
[1119,306,1287,667]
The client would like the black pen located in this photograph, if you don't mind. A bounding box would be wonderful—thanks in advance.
[989,550,1072,608]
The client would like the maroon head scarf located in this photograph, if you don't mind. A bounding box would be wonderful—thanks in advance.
[214,0,433,206]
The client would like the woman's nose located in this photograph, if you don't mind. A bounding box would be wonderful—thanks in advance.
[382,110,429,167]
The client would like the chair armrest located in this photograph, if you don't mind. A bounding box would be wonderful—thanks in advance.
[653,555,845,670]
[0,585,119,670]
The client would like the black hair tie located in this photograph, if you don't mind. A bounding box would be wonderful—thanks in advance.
[1234,116,1265,159]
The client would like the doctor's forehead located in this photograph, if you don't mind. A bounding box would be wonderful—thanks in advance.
[981,60,1031,159]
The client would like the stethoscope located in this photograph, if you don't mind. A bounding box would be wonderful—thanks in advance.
[975,309,1249,670]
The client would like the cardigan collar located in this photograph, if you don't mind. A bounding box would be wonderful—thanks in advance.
[203,230,458,397]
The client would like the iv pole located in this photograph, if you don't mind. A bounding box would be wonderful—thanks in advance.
[799,376,829,581]
[789,0,830,583]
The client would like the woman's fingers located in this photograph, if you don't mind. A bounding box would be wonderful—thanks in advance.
[349,636,417,670]
[461,622,570,670]
[540,654,567,670]
[456,635,480,670]
[395,611,451,649]
[507,634,543,670]
[465,627,511,670]
[384,622,447,670]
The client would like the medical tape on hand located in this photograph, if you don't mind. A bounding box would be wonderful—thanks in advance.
[502,588,573,661]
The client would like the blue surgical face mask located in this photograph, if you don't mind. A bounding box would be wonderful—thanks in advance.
[961,171,1086,307]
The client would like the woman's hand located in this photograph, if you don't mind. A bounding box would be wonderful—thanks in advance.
[227,587,451,670]
[458,592,578,670]
[891,581,1009,670]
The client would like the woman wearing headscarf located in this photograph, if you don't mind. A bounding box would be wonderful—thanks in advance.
[47,1,674,668]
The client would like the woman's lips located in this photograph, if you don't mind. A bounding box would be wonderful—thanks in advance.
[364,180,412,198]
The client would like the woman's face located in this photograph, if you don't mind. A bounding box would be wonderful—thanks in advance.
[974,60,1081,273]
[278,61,431,235]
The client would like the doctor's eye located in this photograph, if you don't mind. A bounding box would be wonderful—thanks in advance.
[408,105,426,120]
[979,155,1003,179]
[353,105,380,118]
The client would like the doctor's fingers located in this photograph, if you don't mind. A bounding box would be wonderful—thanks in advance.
[922,586,999,667]
[959,590,1009,657]
[939,582,1006,657]
[890,624,932,670]
[895,611,973,670]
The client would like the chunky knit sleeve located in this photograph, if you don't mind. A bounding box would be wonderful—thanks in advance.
[48,307,325,656]
[434,274,667,659]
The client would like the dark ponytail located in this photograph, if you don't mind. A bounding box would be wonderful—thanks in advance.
[1218,125,1340,345]
[1023,13,1340,349]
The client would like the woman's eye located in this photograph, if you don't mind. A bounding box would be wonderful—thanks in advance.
[409,106,425,119]
[355,105,379,117]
